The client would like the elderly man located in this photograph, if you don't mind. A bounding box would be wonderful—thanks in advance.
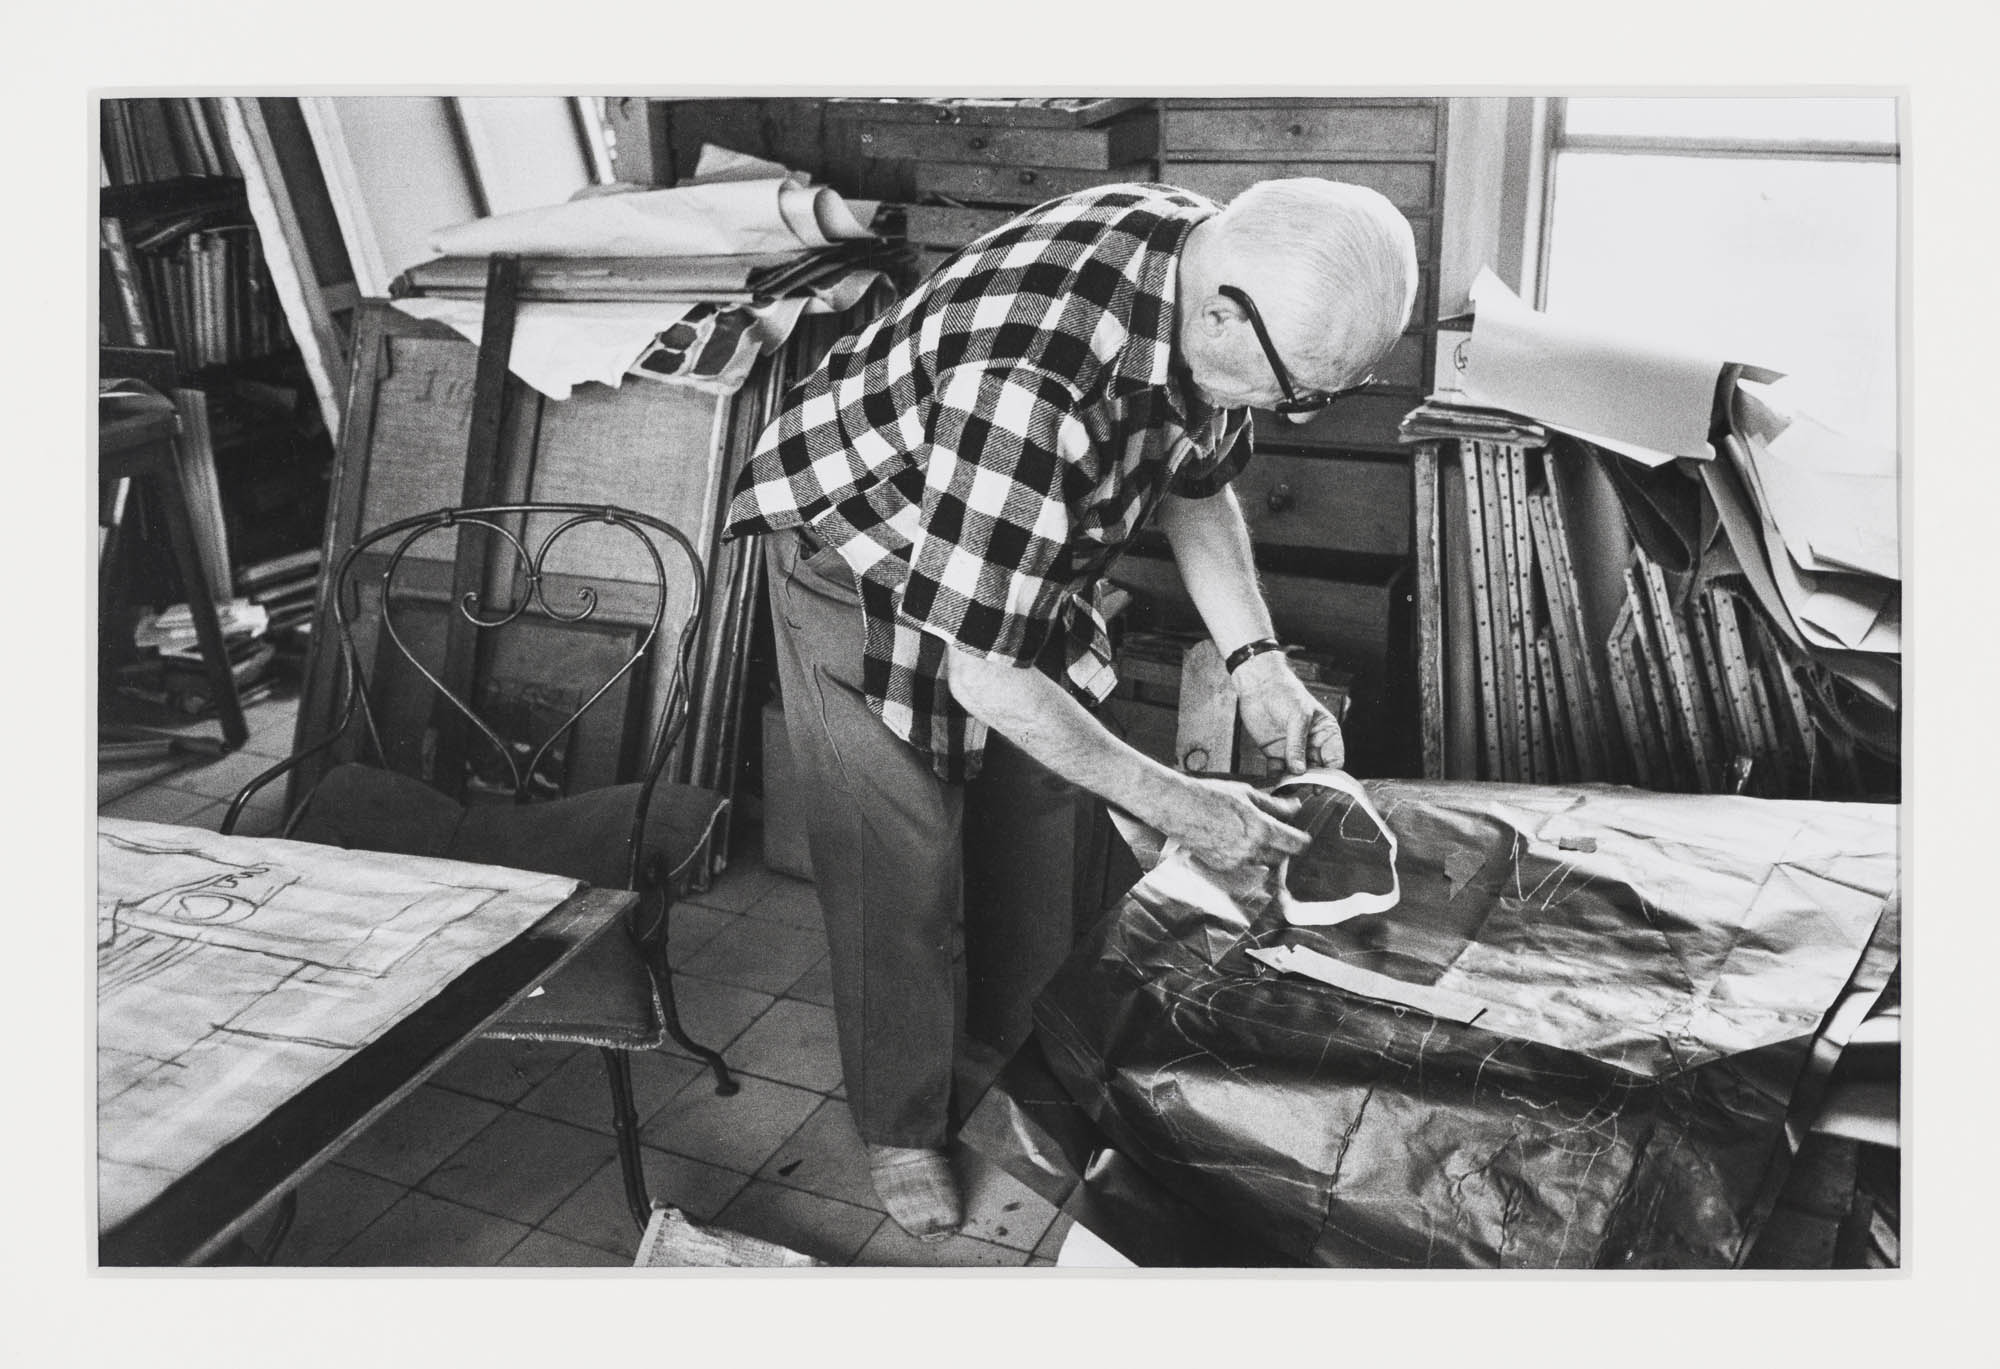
[723,177,1417,1239]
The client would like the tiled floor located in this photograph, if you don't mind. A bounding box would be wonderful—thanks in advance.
[98,684,1071,1268]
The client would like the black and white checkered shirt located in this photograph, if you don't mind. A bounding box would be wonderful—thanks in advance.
[724,183,1251,781]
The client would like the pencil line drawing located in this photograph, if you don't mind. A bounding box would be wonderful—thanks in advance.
[95,818,578,1231]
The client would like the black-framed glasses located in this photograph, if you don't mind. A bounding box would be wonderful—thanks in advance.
[1218,284,1374,415]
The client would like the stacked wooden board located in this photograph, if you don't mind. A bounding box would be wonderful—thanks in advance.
[1414,433,1883,798]
[1423,437,1619,785]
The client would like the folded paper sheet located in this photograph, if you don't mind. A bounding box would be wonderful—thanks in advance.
[1461,269,1781,467]
[1035,780,1897,1267]
[431,177,878,259]
[96,819,579,1230]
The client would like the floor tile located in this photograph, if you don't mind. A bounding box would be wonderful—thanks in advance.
[659,976,775,1061]
[684,862,782,914]
[679,913,827,996]
[956,1151,1059,1253]
[418,1108,618,1225]
[97,754,191,804]
[724,998,844,1093]
[429,1037,580,1107]
[1032,1211,1076,1264]
[640,1070,822,1175]
[756,1098,882,1211]
[665,903,738,965]
[543,1148,752,1254]
[266,1162,407,1266]
[335,1084,505,1187]
[742,875,826,929]
[223,788,290,837]
[244,702,303,758]
[98,783,224,828]
[853,1221,1027,1268]
[329,1190,532,1267]
[516,1046,703,1131]
[500,1229,628,1268]
[711,1179,884,1266]
[159,743,294,802]
[783,954,836,1008]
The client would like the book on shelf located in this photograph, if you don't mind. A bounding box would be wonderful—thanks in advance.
[99,217,155,348]
[236,547,322,593]
[100,97,240,187]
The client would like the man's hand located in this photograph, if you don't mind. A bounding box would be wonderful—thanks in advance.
[1232,650,1345,773]
[1146,773,1311,871]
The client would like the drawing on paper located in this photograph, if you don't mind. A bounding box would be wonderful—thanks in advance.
[95,818,579,1233]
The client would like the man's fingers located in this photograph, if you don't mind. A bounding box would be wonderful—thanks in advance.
[1265,818,1312,857]
[1247,790,1302,821]
[1285,711,1311,774]
[1311,711,1345,767]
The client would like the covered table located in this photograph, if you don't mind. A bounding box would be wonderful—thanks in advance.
[1013,779,1898,1268]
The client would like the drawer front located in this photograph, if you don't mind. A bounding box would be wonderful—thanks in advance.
[1162,159,1436,212]
[1362,330,1428,391]
[903,204,1023,248]
[859,114,1157,171]
[1108,553,1402,679]
[915,160,1156,206]
[1162,103,1439,157]
[1236,451,1412,557]
[1253,392,1419,452]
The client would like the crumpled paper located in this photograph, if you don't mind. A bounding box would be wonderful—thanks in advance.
[1034,779,1897,1267]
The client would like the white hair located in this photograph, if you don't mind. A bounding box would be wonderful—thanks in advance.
[1207,178,1419,385]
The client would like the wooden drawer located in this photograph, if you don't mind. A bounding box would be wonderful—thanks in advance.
[828,97,1149,129]
[1235,450,1412,557]
[1107,552,1405,684]
[1362,330,1428,391]
[858,113,1157,171]
[915,160,1156,206]
[1253,392,1420,452]
[903,203,1022,249]
[1162,102,1439,157]
[1161,159,1436,213]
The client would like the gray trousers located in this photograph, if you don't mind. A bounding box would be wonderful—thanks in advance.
[765,530,968,1148]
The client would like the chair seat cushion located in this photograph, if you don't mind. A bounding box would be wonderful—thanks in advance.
[290,764,728,1044]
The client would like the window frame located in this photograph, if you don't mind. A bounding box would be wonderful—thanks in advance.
[1533,95,1903,310]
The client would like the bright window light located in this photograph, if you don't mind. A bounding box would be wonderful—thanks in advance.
[1543,100,1900,451]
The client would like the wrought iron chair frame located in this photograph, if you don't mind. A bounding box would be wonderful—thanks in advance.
[224,502,739,1248]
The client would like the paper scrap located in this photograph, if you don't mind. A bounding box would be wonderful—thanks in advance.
[1273,768,1401,926]
[1754,412,1900,581]
[1461,268,1780,466]
[1247,943,1488,1025]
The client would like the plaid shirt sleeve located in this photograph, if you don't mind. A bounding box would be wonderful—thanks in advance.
[897,362,1094,667]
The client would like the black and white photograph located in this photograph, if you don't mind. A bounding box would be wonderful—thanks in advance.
[28,5,1991,1362]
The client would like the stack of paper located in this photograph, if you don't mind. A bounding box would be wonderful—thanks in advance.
[391,146,894,400]
[1434,269,1899,779]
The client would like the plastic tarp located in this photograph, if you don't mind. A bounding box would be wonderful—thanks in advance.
[1033,779,1898,1268]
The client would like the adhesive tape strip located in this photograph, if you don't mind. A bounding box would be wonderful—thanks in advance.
[1276,769,1400,926]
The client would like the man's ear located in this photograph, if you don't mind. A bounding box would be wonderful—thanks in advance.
[1197,291,1248,339]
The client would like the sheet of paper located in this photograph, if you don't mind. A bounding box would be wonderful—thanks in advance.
[1460,269,1780,466]
[1246,943,1488,1024]
[392,266,884,400]
[96,819,579,1230]
[1754,413,1900,581]
[432,178,876,259]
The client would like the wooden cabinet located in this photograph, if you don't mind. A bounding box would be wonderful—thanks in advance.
[1160,96,1448,457]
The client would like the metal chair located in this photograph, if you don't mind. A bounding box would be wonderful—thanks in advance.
[224,502,739,1249]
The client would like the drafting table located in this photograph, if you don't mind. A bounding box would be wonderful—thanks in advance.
[96,820,634,1266]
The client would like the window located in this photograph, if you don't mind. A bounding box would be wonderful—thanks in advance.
[1541,97,1901,450]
